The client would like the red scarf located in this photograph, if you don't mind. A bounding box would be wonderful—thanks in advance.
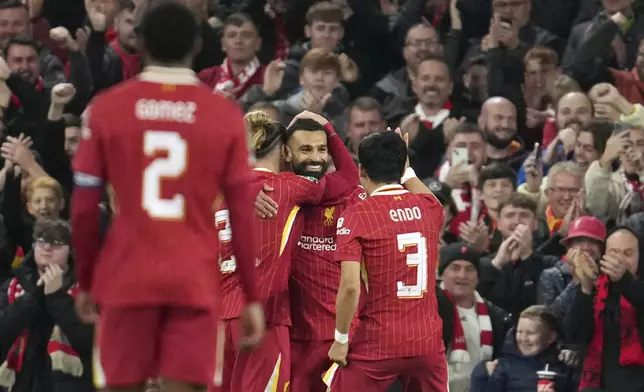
[214,57,261,97]
[579,274,644,389]
[0,279,83,389]
[545,205,563,234]
[10,78,43,108]
[110,41,141,81]
[265,5,289,60]
[440,282,494,368]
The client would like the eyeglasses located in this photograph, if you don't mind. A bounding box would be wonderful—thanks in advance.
[549,187,581,195]
[34,238,67,248]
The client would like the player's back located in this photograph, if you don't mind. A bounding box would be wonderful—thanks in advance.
[218,169,320,324]
[337,186,444,359]
[89,73,253,308]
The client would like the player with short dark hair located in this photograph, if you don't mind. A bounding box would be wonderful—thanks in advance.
[325,131,447,391]
[71,2,264,392]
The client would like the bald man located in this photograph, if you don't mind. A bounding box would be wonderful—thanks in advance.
[478,97,527,172]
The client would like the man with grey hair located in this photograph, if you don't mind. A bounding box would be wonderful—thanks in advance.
[543,161,585,235]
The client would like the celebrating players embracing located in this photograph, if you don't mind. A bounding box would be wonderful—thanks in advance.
[326,131,448,391]
[71,2,264,392]
[213,110,359,392]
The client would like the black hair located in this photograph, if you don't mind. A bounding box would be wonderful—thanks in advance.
[412,55,452,80]
[477,163,517,189]
[358,131,407,184]
[285,119,325,141]
[4,35,39,58]
[0,1,27,11]
[452,122,487,142]
[584,120,613,155]
[138,0,199,64]
[62,113,81,129]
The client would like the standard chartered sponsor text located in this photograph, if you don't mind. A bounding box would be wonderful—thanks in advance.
[298,236,336,251]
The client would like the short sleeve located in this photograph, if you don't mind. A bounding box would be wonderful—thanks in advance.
[72,105,106,187]
[334,208,363,263]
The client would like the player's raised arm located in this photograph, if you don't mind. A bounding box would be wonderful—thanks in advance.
[70,106,104,322]
[328,210,363,366]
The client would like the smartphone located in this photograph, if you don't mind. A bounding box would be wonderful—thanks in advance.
[452,148,469,167]
[613,122,630,137]
[532,142,541,165]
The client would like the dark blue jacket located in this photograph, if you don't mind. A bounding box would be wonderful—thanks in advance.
[471,329,575,392]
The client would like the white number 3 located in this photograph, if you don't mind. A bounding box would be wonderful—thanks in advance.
[143,131,188,220]
[396,232,428,298]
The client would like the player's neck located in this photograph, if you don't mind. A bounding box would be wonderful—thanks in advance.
[255,159,280,174]
[144,58,193,70]
[365,181,399,195]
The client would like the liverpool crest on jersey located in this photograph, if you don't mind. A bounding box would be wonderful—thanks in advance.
[323,207,335,227]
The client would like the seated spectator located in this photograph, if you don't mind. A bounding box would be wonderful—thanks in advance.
[585,125,644,225]
[471,305,578,392]
[538,216,607,307]
[566,224,644,391]
[198,13,265,100]
[0,219,94,392]
[437,243,511,392]
[241,48,348,130]
[344,97,386,158]
[479,193,558,320]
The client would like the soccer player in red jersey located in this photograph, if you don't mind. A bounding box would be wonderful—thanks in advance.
[212,109,358,392]
[70,2,264,392]
[326,131,447,391]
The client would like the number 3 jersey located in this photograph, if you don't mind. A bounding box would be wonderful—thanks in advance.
[335,184,445,359]
[216,169,325,325]
[72,68,258,309]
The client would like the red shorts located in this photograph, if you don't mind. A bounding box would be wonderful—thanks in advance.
[325,353,448,392]
[93,305,218,388]
[291,339,333,392]
[210,320,290,392]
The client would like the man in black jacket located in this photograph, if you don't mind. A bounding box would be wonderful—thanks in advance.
[437,243,511,392]
[0,219,94,392]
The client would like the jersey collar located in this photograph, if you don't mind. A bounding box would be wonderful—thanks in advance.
[138,66,199,85]
[371,184,408,196]
[253,167,275,174]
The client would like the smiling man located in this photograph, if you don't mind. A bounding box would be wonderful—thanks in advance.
[437,243,509,392]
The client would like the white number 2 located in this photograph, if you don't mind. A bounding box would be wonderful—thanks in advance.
[142,131,188,220]
[396,232,428,298]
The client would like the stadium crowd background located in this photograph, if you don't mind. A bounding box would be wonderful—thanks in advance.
[0,0,643,391]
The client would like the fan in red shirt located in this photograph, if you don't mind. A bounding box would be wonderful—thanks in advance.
[70,2,264,391]
[325,131,447,391]
[212,110,358,392]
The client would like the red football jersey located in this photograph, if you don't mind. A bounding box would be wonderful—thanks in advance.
[217,169,324,324]
[290,186,367,341]
[72,68,258,309]
[335,184,444,359]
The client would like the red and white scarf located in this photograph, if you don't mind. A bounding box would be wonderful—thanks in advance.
[214,57,261,96]
[414,103,450,131]
[0,278,83,389]
[264,3,289,60]
[440,282,494,368]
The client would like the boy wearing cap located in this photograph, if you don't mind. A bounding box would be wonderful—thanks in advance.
[437,243,510,392]
[537,216,607,308]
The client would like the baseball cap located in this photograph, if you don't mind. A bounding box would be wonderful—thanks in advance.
[561,216,607,246]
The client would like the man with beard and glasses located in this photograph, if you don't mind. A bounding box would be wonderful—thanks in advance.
[478,96,526,173]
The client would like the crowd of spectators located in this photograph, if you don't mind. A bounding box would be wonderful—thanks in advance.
[0,0,642,391]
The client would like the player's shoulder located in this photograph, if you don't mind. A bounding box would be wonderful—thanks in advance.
[280,172,319,184]
[407,191,442,208]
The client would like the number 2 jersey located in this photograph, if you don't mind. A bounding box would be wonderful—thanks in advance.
[216,169,326,325]
[72,67,258,309]
[335,184,444,359]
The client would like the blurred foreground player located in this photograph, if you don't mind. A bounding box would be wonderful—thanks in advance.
[70,2,265,392]
[325,131,448,391]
